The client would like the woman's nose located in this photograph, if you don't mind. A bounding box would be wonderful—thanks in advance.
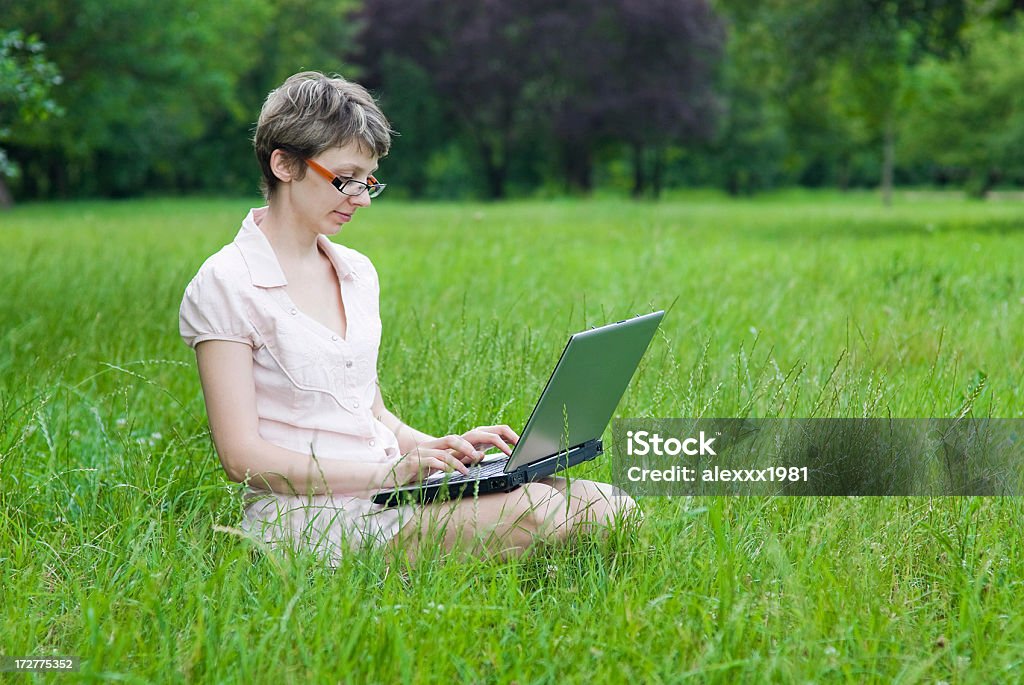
[350,189,372,207]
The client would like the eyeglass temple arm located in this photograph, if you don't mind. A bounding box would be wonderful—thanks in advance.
[305,158,339,183]
[306,158,380,188]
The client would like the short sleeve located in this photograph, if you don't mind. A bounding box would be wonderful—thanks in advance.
[365,256,381,304]
[179,267,256,349]
[350,249,381,313]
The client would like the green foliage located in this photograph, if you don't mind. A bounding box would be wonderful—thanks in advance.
[371,55,453,199]
[1,0,361,198]
[2,0,275,195]
[0,29,62,180]
[246,0,362,89]
[901,18,1024,195]
[700,10,790,194]
[178,0,363,196]
[1,0,1023,200]
[736,0,967,197]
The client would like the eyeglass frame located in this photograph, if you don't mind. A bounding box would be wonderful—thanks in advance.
[304,157,386,198]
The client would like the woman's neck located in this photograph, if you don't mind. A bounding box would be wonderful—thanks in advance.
[258,201,322,269]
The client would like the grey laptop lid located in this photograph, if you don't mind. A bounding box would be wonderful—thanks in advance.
[505,311,665,471]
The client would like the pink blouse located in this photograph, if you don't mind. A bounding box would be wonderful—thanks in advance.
[179,207,411,564]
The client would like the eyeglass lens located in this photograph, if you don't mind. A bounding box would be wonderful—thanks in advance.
[340,178,384,198]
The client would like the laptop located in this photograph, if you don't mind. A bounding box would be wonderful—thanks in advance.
[372,310,665,507]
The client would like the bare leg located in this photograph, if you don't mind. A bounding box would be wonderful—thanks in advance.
[385,482,573,565]
[536,477,642,536]
[385,478,642,565]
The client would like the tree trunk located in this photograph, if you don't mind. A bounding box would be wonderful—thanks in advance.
[485,162,506,199]
[478,140,506,199]
[0,176,12,209]
[881,118,895,207]
[631,143,646,198]
[837,154,851,192]
[408,171,427,199]
[562,141,593,194]
[651,146,665,199]
[47,155,68,199]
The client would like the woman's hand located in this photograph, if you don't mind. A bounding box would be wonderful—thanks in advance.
[382,435,482,488]
[456,424,520,463]
[378,426,520,488]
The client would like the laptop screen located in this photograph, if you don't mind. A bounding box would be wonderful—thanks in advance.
[505,311,664,471]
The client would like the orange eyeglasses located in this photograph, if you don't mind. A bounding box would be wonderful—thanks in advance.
[305,158,386,198]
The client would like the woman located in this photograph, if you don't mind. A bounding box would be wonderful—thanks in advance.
[179,71,639,567]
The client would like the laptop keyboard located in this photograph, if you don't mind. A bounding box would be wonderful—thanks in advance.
[426,456,509,484]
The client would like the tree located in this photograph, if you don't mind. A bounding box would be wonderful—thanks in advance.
[543,0,726,198]
[192,0,364,196]
[358,0,546,199]
[357,0,726,199]
[0,29,62,207]
[901,17,1024,196]
[700,2,792,194]
[764,0,968,204]
[1,0,275,198]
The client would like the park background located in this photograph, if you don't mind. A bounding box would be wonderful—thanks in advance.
[3,0,1024,204]
[3,1,1024,683]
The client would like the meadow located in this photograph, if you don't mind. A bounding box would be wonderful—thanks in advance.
[1,192,1022,683]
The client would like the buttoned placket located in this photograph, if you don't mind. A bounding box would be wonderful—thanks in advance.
[271,285,366,413]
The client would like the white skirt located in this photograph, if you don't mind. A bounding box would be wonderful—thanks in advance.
[239,488,414,567]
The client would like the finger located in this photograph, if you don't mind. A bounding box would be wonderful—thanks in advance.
[476,425,520,445]
[417,456,451,481]
[420,454,449,476]
[437,450,471,475]
[453,447,487,465]
[471,423,520,450]
[428,453,454,469]
[464,430,513,455]
[497,424,520,444]
[425,450,469,476]
[439,434,480,460]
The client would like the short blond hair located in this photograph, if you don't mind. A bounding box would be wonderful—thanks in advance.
[253,71,393,200]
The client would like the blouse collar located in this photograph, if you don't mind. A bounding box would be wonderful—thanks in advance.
[233,207,356,288]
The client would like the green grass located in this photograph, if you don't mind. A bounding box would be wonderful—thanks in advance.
[1,191,1023,683]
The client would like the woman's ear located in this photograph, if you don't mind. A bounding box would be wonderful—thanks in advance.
[269,149,296,183]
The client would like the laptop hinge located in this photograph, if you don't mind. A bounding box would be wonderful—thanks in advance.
[518,438,602,472]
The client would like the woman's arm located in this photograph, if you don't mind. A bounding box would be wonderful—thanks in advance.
[196,340,392,496]
[194,340,478,494]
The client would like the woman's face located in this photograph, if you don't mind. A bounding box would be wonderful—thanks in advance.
[276,140,378,235]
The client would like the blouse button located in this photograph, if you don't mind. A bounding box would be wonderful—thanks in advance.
[345,360,353,368]
[369,439,376,447]
[332,335,339,341]
[289,308,297,315]
[353,401,360,409]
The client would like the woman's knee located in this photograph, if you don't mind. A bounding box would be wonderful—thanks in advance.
[597,482,642,526]
[507,482,571,543]
[544,477,642,527]
[608,485,640,521]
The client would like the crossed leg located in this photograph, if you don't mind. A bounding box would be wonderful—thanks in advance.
[535,476,642,536]
[384,478,640,565]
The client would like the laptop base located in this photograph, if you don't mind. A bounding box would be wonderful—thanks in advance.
[372,439,602,508]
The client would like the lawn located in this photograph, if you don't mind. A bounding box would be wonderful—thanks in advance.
[1,192,1022,683]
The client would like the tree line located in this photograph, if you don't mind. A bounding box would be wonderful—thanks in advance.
[2,0,1023,204]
